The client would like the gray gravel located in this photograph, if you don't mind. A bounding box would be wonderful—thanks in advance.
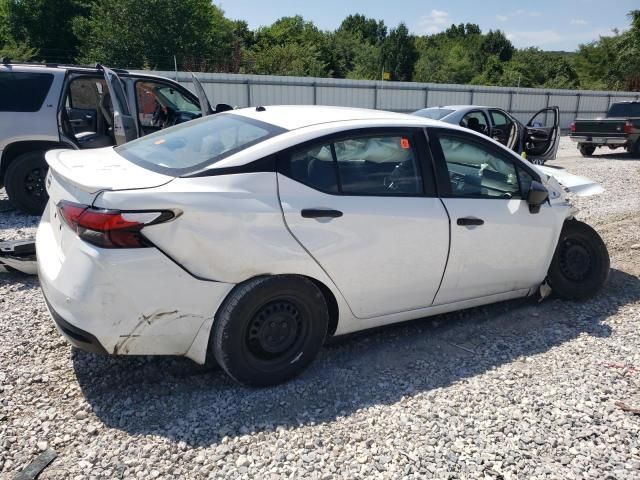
[1,136,640,479]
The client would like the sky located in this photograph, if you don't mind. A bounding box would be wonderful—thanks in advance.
[217,0,638,51]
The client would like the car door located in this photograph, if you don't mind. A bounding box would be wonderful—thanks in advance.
[277,128,450,319]
[489,108,519,151]
[190,72,213,116]
[524,107,560,162]
[100,65,139,145]
[428,128,559,304]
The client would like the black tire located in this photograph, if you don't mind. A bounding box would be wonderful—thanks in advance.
[4,151,49,215]
[211,275,329,387]
[547,220,610,300]
[579,144,596,157]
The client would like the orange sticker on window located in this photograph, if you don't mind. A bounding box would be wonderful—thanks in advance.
[400,138,410,149]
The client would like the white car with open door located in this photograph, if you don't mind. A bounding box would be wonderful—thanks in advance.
[412,105,560,165]
[37,106,609,387]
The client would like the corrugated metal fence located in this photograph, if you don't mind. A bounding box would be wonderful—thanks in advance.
[144,70,640,129]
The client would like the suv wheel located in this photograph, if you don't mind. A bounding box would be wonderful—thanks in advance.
[547,220,610,300]
[5,151,49,215]
[211,275,329,387]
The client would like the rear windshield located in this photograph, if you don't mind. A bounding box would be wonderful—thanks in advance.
[412,108,454,120]
[0,72,54,112]
[607,103,640,118]
[115,113,285,175]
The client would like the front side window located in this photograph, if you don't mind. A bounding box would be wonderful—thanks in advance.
[489,109,512,127]
[0,72,54,112]
[135,81,200,129]
[436,133,522,199]
[287,133,423,196]
[116,113,284,175]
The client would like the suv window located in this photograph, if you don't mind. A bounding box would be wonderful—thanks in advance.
[0,72,54,112]
[135,81,200,129]
[288,133,423,196]
[435,132,523,199]
[69,77,106,109]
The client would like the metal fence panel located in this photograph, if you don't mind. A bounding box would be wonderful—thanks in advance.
[141,70,639,129]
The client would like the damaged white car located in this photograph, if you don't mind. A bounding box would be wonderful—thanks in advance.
[36,105,609,386]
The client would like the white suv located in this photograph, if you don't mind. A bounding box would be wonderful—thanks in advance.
[0,62,219,213]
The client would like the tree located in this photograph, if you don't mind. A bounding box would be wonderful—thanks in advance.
[7,0,89,63]
[74,0,236,71]
[382,23,417,81]
[481,30,514,62]
[338,14,386,45]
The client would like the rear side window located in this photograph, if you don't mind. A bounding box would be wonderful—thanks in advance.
[115,113,285,175]
[0,72,54,112]
[287,133,423,196]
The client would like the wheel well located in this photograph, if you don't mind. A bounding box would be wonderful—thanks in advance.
[306,276,339,337]
[0,141,72,185]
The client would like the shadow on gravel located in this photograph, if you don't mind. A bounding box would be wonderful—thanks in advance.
[73,268,640,447]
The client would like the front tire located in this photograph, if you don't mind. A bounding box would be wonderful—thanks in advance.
[579,144,596,157]
[211,275,329,387]
[4,151,49,215]
[547,220,610,300]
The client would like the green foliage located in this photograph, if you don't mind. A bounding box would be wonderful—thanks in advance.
[0,3,637,91]
[74,0,236,70]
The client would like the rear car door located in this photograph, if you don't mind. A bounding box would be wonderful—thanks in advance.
[524,107,560,162]
[428,128,559,304]
[100,66,139,145]
[278,128,450,319]
[489,109,519,151]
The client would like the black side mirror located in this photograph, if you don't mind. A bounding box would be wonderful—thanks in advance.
[527,180,549,214]
[215,103,233,113]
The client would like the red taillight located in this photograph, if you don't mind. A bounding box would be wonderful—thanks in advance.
[570,122,576,133]
[623,121,633,134]
[57,201,173,248]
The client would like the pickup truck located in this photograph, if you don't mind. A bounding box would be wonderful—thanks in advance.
[570,101,640,157]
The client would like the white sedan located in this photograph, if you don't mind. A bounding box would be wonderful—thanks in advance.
[37,106,610,386]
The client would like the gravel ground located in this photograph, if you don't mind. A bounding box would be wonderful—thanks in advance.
[1,136,639,479]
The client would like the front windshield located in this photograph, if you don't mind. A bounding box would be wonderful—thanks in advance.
[413,108,455,120]
[115,113,285,175]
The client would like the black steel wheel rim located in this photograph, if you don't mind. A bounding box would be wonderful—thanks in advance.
[24,167,46,198]
[558,238,592,281]
[246,300,306,360]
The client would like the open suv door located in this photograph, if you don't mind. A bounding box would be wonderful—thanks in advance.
[99,65,139,145]
[524,107,560,164]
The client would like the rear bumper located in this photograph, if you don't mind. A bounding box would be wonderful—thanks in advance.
[570,136,627,145]
[36,203,235,363]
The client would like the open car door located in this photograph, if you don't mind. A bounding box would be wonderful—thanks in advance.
[99,65,139,145]
[524,106,560,163]
[190,72,213,116]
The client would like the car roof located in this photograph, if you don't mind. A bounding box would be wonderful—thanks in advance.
[419,105,493,111]
[231,105,434,130]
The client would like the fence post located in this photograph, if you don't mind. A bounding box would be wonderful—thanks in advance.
[544,92,550,125]
[424,87,429,108]
[469,89,474,104]
[507,91,514,112]
[374,84,378,109]
[574,93,581,120]
[312,82,317,105]
[246,80,251,107]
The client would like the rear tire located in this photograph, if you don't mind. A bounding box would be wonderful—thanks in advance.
[211,275,329,387]
[579,144,596,157]
[4,151,49,215]
[547,220,610,300]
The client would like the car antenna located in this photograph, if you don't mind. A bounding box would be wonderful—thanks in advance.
[256,106,266,112]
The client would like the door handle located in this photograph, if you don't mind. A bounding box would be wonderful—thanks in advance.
[457,217,484,226]
[301,209,343,219]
